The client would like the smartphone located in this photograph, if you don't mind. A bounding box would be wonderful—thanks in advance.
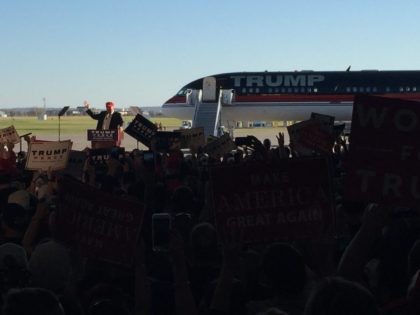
[152,213,172,252]
[143,151,155,166]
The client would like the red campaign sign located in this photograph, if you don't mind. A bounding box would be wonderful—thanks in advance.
[298,121,335,154]
[55,177,144,267]
[210,158,334,243]
[345,95,420,206]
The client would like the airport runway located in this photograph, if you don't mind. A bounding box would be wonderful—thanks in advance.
[21,127,291,152]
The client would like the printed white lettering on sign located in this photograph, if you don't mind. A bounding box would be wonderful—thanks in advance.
[357,105,419,132]
[231,74,325,87]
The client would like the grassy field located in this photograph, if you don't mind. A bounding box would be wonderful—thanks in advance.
[0,115,183,135]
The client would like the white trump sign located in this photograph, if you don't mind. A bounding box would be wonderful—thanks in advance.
[0,126,20,144]
[26,140,73,171]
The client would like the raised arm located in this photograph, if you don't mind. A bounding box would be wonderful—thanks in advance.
[337,203,388,283]
[84,100,101,120]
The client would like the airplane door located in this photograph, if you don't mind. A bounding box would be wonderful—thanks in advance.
[202,76,217,102]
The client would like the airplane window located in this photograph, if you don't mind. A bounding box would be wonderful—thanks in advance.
[399,87,404,92]
[308,88,312,93]
[414,87,417,92]
[366,87,371,92]
[275,88,279,93]
[346,87,351,93]
[268,88,273,93]
[373,87,378,93]
[255,88,260,93]
[353,87,358,92]
[301,87,306,93]
[249,88,253,93]
[287,87,292,93]
[242,88,247,93]
[359,87,364,93]
[294,87,299,93]
[281,88,286,93]
[386,87,391,92]
[314,88,318,93]
[406,87,411,92]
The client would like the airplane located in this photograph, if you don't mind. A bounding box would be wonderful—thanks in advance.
[161,70,420,123]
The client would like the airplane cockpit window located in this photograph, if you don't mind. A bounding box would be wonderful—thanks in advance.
[177,89,187,96]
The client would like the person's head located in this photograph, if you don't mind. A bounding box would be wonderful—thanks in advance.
[262,243,306,295]
[190,222,219,264]
[1,203,28,236]
[0,243,30,293]
[304,277,379,315]
[85,283,131,315]
[171,185,195,215]
[28,240,72,292]
[263,138,271,151]
[105,101,115,114]
[2,287,64,315]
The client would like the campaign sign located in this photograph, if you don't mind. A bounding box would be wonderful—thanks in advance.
[204,133,236,158]
[0,125,19,144]
[153,131,181,152]
[210,158,334,243]
[124,114,157,147]
[310,112,335,132]
[288,120,335,155]
[345,95,420,206]
[287,120,317,156]
[174,127,205,151]
[56,176,144,266]
[26,140,72,171]
[57,150,87,180]
[88,147,125,165]
[87,129,117,141]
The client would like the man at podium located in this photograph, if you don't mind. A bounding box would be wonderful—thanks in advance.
[85,101,124,147]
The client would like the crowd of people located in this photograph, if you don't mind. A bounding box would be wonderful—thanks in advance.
[0,123,420,315]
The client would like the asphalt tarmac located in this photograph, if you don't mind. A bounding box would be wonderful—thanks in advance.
[22,127,291,152]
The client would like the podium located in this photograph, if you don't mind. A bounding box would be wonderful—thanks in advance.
[88,129,123,149]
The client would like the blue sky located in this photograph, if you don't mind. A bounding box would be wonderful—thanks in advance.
[1,0,420,108]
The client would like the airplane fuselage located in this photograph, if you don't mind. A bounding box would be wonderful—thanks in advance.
[161,70,420,122]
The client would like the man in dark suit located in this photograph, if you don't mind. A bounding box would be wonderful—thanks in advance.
[85,101,124,146]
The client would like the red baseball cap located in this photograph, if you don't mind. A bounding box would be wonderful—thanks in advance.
[105,101,115,108]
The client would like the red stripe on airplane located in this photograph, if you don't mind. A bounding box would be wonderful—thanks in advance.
[164,93,420,105]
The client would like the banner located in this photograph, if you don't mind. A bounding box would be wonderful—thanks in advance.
[345,95,420,206]
[124,114,157,147]
[56,177,144,266]
[174,127,205,151]
[210,158,334,243]
[26,140,72,171]
[204,133,236,158]
[87,129,117,141]
[0,125,19,144]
